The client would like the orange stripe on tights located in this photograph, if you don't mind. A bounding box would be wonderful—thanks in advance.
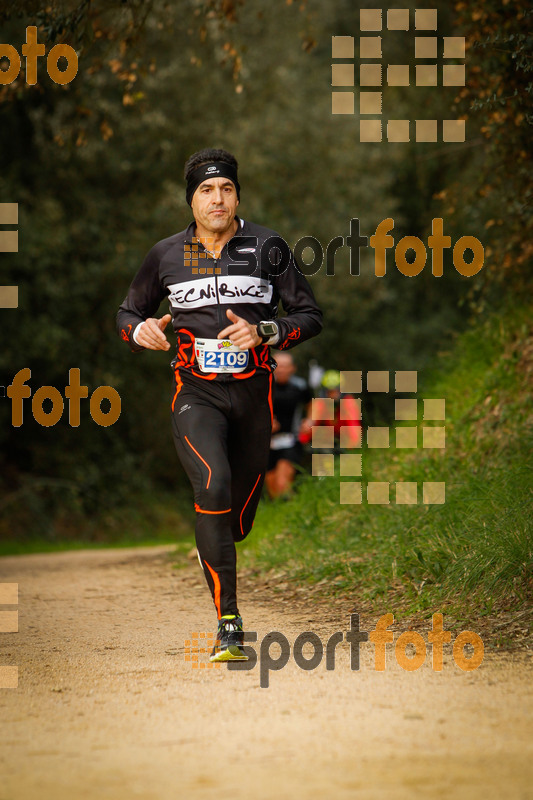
[203,559,222,619]
[185,436,212,489]
[194,503,231,514]
[239,473,262,537]
[171,372,183,411]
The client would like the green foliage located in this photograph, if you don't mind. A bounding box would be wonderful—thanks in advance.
[0,0,530,538]
[448,0,533,309]
[243,302,533,614]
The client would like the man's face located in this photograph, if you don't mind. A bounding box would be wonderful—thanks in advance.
[191,176,239,235]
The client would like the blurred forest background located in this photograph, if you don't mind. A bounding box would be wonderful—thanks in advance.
[0,0,531,544]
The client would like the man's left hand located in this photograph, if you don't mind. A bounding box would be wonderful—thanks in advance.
[218,309,262,349]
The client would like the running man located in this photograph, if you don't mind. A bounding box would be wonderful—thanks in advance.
[116,148,322,661]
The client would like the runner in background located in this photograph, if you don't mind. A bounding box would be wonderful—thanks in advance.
[265,353,312,499]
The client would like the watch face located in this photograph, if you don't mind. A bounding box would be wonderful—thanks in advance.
[260,322,277,336]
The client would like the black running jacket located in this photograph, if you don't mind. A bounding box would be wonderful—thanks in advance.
[116,217,323,381]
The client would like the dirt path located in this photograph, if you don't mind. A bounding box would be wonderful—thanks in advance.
[0,546,531,800]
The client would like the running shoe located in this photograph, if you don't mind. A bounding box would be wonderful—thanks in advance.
[209,614,249,662]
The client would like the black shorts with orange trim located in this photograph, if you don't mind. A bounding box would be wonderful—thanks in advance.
[170,367,273,617]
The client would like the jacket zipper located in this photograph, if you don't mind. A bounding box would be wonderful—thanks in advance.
[213,258,223,331]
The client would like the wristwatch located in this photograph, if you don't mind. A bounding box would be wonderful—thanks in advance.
[256,320,279,344]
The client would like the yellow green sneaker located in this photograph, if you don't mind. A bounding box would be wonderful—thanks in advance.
[209,614,248,662]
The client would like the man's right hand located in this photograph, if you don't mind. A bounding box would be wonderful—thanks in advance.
[136,314,172,351]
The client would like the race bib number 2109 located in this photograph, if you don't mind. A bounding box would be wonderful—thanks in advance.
[195,339,249,373]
